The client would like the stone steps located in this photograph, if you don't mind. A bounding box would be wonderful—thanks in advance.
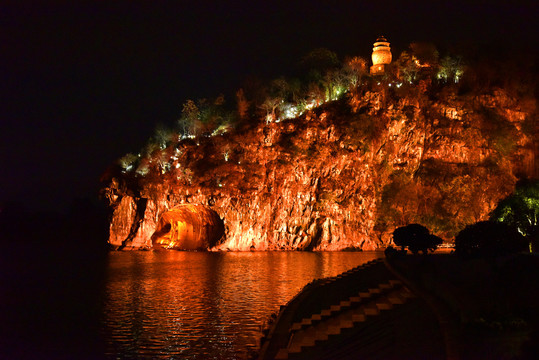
[289,279,403,332]
[287,259,394,324]
[264,259,401,360]
[275,285,415,359]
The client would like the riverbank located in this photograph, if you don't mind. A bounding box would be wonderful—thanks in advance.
[388,252,539,359]
[259,252,539,359]
[258,258,445,359]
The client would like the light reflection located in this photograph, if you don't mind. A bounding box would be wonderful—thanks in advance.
[102,251,382,359]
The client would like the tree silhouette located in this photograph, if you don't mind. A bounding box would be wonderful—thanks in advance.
[455,221,528,257]
[235,88,249,121]
[392,224,441,254]
[406,234,443,255]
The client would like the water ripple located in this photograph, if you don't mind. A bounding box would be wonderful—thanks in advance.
[102,251,382,359]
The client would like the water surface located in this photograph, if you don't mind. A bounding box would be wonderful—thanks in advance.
[102,251,383,359]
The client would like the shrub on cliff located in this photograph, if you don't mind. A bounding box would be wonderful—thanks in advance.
[392,224,442,254]
[455,221,528,257]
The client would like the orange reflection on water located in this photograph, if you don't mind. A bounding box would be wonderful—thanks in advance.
[103,251,382,359]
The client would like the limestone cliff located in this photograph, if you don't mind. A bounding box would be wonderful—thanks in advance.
[102,84,537,250]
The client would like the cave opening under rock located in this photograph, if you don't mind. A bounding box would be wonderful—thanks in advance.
[151,204,225,250]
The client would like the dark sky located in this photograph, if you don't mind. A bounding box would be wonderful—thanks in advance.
[1,0,537,212]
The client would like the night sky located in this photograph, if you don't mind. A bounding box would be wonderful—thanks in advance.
[1,0,537,213]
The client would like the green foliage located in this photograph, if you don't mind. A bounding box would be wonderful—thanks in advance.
[342,56,368,88]
[437,55,464,84]
[300,48,341,83]
[177,99,199,137]
[153,123,175,149]
[491,180,539,251]
[118,153,138,172]
[260,96,282,122]
[458,55,538,99]
[377,171,411,227]
[110,43,535,240]
[413,159,512,238]
[270,78,291,101]
[409,42,439,65]
[177,95,237,137]
[376,170,443,234]
[455,221,528,257]
[396,51,419,83]
[477,106,517,156]
[348,113,389,147]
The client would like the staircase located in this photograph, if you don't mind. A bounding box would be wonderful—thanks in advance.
[259,259,419,360]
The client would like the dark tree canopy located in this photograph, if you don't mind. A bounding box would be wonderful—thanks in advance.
[299,48,340,82]
[455,221,528,257]
[408,234,443,255]
[392,224,441,254]
[491,179,538,251]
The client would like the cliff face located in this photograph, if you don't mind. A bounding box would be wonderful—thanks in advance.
[103,85,537,250]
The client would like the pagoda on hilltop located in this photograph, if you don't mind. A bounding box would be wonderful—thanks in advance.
[370,36,392,75]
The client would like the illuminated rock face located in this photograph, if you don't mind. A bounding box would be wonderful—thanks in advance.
[104,87,537,250]
[152,204,224,250]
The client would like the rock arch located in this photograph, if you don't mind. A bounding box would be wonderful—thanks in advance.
[151,204,225,250]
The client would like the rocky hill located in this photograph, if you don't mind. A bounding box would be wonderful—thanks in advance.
[102,80,537,250]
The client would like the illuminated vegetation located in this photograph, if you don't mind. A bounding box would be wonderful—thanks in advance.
[491,180,539,251]
[119,41,525,173]
[119,43,471,168]
[105,41,538,248]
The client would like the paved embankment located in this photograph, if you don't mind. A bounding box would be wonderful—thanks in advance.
[258,258,445,360]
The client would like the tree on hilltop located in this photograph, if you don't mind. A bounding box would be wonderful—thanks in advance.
[343,56,368,88]
[437,55,464,84]
[409,42,439,67]
[178,99,199,137]
[396,51,419,83]
[235,88,249,121]
[300,48,340,82]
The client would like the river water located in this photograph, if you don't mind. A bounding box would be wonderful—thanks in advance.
[102,251,383,359]
[0,247,382,359]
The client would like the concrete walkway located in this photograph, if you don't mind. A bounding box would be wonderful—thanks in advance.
[258,258,447,360]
